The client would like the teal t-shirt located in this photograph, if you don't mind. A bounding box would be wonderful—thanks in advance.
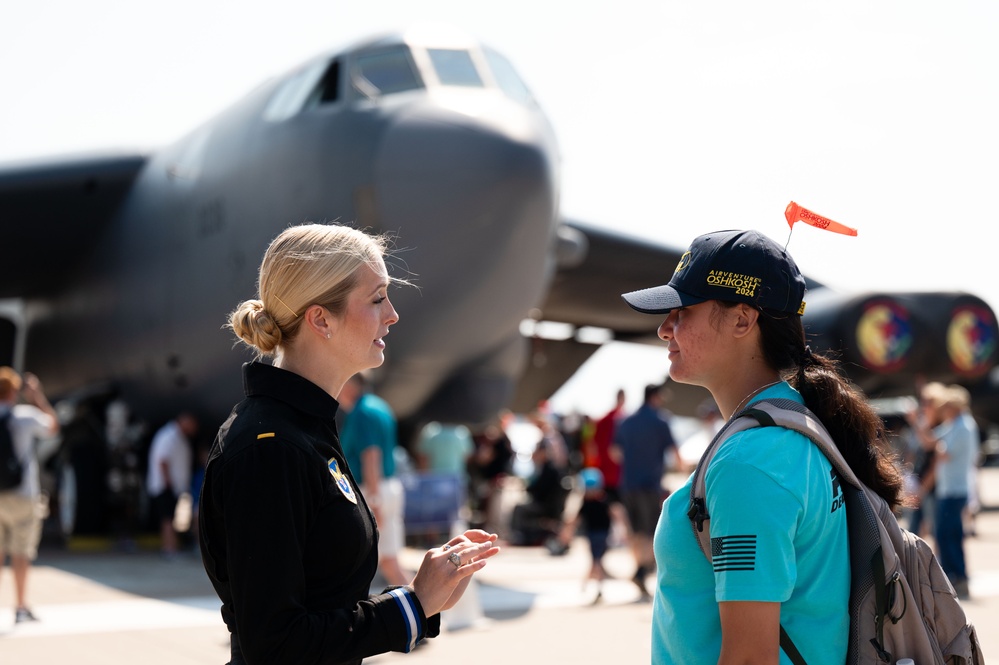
[415,422,474,479]
[339,393,398,481]
[651,383,849,665]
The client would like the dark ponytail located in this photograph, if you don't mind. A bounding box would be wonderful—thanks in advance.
[756,310,905,510]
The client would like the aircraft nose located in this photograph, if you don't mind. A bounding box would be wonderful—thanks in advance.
[372,102,559,327]
[367,100,561,416]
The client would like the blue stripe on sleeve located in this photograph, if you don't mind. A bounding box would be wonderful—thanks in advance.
[388,588,420,652]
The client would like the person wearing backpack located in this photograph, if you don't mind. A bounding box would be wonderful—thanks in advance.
[0,367,60,625]
[620,229,906,665]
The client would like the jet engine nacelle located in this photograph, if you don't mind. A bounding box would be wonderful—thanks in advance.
[803,290,998,398]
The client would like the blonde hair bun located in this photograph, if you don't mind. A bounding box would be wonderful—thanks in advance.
[229,299,283,356]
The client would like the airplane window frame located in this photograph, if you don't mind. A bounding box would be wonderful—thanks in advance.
[426,48,484,88]
[310,59,341,105]
[349,47,424,99]
[482,47,536,105]
[263,59,331,122]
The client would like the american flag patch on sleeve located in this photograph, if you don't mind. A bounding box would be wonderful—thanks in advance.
[711,535,757,572]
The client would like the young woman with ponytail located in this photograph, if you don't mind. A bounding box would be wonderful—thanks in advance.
[621,229,903,665]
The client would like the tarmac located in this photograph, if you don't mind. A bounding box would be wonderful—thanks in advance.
[2,468,998,665]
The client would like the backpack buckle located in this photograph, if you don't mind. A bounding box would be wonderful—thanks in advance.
[869,637,891,663]
[687,498,708,532]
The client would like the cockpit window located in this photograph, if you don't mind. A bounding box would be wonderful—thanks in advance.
[352,48,422,96]
[263,59,330,121]
[483,47,534,105]
[313,60,340,104]
[427,49,483,87]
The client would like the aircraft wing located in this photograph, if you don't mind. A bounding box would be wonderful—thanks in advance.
[539,220,685,342]
[511,220,712,414]
[0,152,147,297]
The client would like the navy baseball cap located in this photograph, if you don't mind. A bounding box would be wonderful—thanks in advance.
[621,229,806,316]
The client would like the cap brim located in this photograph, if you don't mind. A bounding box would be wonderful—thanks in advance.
[621,285,706,315]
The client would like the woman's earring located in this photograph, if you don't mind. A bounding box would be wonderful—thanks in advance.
[326,334,331,339]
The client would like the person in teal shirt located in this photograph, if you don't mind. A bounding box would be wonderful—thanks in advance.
[338,372,408,586]
[621,229,905,664]
[339,373,398,484]
[652,383,849,664]
[415,422,474,480]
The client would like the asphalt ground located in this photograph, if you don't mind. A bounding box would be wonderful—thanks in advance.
[2,468,998,664]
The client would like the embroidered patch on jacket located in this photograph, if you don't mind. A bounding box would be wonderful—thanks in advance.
[711,535,757,572]
[327,457,358,504]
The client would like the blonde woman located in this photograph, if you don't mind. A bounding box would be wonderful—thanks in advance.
[199,223,499,665]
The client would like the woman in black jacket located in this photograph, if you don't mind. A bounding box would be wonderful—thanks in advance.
[199,223,499,665]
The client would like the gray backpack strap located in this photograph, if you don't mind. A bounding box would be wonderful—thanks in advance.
[687,408,770,561]
[688,396,864,561]
[748,400,897,663]
[745,398,863,488]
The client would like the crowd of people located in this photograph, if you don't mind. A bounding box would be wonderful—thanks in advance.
[442,380,684,604]
[3,352,988,623]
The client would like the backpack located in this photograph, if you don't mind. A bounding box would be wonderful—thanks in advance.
[0,411,24,491]
[688,397,983,665]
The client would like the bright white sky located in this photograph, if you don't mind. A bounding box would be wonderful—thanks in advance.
[2,1,997,417]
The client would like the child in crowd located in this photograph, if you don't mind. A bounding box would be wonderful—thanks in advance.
[559,467,613,603]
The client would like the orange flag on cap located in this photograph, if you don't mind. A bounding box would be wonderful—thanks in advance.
[785,201,857,236]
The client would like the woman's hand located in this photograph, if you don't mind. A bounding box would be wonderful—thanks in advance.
[410,530,500,616]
